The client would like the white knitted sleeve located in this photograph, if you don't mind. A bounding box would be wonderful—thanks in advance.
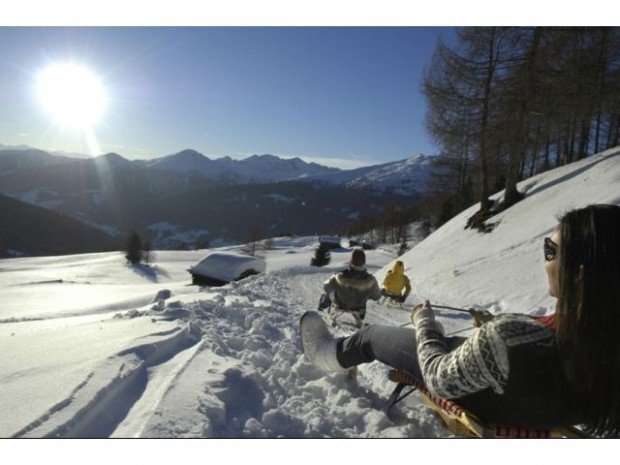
[414,308,509,398]
[414,311,553,399]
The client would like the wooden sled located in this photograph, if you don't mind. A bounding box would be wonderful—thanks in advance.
[387,370,587,438]
[379,294,405,309]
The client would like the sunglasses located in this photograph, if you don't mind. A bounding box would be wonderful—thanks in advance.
[544,237,558,262]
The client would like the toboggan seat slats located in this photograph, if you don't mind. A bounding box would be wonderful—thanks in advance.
[388,370,586,438]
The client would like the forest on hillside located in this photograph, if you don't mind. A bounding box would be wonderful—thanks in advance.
[424,27,620,229]
[343,27,620,238]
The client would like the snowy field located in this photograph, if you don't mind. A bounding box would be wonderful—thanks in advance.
[1,147,619,441]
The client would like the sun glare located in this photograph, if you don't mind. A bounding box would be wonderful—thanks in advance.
[36,63,107,129]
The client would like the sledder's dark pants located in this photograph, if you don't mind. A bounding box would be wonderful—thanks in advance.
[336,325,465,384]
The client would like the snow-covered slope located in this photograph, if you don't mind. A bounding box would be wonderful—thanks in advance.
[1,146,618,438]
[1,239,433,438]
[376,146,620,329]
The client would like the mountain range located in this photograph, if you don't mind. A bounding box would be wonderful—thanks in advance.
[0,145,432,253]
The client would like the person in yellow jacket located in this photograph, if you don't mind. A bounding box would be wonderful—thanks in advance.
[381,260,411,303]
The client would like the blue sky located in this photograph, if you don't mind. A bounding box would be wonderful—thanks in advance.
[0,27,453,168]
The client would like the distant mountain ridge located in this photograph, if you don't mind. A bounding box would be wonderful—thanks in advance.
[307,154,431,195]
[0,144,432,194]
[144,149,340,183]
[0,144,432,250]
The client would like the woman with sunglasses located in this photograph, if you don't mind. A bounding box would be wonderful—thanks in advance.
[300,204,620,437]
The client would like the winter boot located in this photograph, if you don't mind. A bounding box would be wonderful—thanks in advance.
[300,311,347,373]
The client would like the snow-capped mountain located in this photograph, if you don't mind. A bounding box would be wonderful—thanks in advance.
[145,149,340,183]
[309,154,432,195]
[146,149,217,174]
[345,154,431,194]
[94,152,135,168]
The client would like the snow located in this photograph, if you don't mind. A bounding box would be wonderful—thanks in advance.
[14,189,65,210]
[147,221,209,249]
[346,154,431,195]
[84,189,106,206]
[73,215,121,237]
[263,193,296,203]
[17,189,40,204]
[189,251,267,283]
[1,147,619,439]
[318,235,341,244]
[310,154,432,195]
[145,150,338,183]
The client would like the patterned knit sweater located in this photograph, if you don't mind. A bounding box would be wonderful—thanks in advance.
[413,307,555,399]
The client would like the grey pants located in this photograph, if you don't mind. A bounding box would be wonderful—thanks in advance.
[336,325,464,383]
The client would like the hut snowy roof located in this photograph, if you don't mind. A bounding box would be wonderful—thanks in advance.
[189,251,266,283]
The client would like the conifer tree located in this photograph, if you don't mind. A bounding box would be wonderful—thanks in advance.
[420,220,432,239]
[124,231,145,265]
[311,244,331,267]
[397,239,409,257]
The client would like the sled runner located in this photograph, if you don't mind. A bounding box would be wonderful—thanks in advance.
[379,294,405,309]
[323,306,368,330]
[386,370,588,438]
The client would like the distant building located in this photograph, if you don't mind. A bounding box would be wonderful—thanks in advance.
[318,235,341,250]
[188,251,266,286]
[348,239,376,250]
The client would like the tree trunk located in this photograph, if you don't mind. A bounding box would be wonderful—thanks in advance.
[504,28,541,207]
[605,113,615,149]
[458,131,471,198]
[577,119,590,159]
[568,120,577,163]
[543,132,551,171]
[477,28,498,213]
[594,28,610,154]
[595,110,603,154]
[530,123,541,177]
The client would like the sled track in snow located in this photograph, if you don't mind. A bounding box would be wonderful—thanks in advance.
[12,264,446,438]
[12,324,202,438]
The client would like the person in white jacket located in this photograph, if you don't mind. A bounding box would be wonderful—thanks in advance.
[318,248,381,328]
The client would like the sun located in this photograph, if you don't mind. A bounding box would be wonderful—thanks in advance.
[36,63,107,129]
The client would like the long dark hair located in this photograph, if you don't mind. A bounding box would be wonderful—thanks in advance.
[555,204,620,437]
